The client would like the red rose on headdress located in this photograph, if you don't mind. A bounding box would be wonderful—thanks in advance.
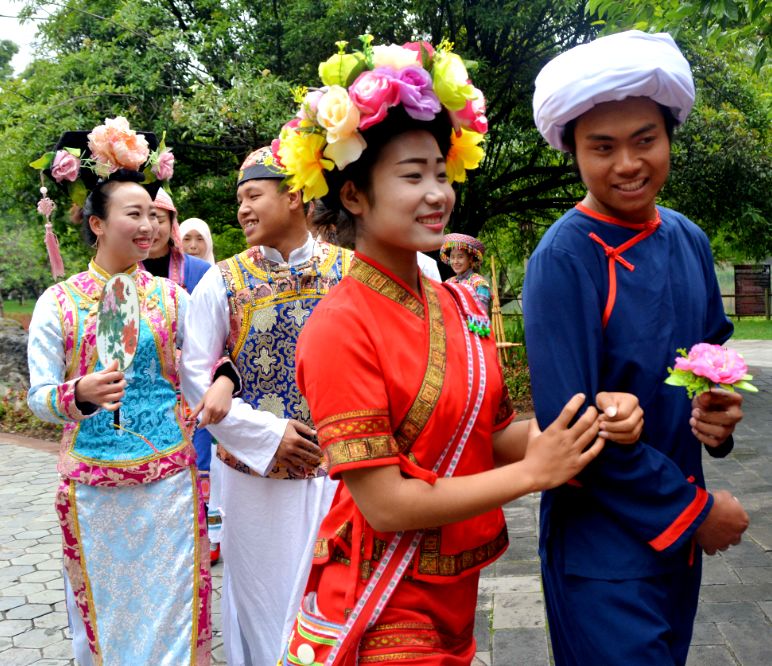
[349,69,401,130]
[271,138,286,169]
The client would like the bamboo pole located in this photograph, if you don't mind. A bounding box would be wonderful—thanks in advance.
[489,255,509,366]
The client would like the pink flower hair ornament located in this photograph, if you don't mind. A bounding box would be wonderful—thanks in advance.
[665,343,758,398]
[276,35,488,202]
[30,118,171,208]
[30,118,172,281]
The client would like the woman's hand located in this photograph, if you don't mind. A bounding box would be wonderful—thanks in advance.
[595,392,644,444]
[522,393,605,490]
[691,389,743,448]
[190,375,234,427]
[74,359,125,411]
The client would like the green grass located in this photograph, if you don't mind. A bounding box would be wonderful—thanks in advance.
[2,301,35,315]
[729,317,772,340]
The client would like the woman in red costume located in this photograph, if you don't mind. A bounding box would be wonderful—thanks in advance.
[279,38,644,665]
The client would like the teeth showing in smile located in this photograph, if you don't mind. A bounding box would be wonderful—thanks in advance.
[616,179,646,192]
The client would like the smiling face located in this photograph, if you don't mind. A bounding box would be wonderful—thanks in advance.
[90,181,158,271]
[341,129,455,279]
[573,97,671,223]
[149,207,173,258]
[449,247,472,275]
[236,178,290,248]
[182,230,206,257]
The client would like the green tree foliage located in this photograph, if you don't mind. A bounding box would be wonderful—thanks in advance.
[589,0,771,70]
[588,1,771,259]
[661,46,771,260]
[0,0,769,296]
[0,39,18,80]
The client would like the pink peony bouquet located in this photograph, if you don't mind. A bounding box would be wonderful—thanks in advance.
[665,343,758,398]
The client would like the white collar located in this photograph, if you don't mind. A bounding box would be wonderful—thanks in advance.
[260,232,315,266]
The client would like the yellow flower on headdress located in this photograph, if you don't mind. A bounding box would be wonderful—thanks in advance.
[277,129,334,202]
[432,51,476,111]
[446,128,485,184]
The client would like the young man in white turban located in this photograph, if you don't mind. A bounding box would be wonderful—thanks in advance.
[524,31,749,664]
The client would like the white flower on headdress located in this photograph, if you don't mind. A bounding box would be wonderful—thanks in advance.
[323,132,367,169]
[316,86,361,144]
[373,44,420,70]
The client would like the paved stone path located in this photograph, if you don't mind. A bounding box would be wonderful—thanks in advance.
[1,342,770,665]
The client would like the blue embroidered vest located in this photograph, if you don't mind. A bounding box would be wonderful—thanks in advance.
[217,241,352,479]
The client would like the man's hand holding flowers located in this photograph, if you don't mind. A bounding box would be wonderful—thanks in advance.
[665,343,755,448]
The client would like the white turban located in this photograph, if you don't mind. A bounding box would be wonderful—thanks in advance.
[533,30,695,152]
[179,218,215,265]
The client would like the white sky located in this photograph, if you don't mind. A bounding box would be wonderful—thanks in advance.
[0,0,46,75]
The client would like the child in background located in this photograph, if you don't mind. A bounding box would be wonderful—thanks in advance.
[441,232,491,311]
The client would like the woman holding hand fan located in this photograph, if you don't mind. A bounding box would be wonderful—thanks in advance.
[26,118,220,665]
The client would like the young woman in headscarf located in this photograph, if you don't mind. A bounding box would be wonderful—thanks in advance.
[180,217,216,265]
[143,188,211,292]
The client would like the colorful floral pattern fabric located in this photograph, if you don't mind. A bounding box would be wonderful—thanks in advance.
[216,241,352,479]
[446,269,491,312]
[27,261,196,486]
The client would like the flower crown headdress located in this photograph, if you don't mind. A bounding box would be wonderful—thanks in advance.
[30,116,174,278]
[275,35,488,202]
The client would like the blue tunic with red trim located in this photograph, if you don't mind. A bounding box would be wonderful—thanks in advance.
[523,204,733,579]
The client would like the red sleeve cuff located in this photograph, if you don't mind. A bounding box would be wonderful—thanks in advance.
[648,486,710,552]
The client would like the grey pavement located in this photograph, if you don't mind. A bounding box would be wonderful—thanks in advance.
[1,342,770,665]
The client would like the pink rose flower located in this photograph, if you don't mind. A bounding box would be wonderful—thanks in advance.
[349,68,401,130]
[271,138,285,168]
[450,86,488,134]
[674,343,749,385]
[88,116,150,172]
[297,88,325,121]
[51,150,81,183]
[402,41,435,63]
[152,149,175,180]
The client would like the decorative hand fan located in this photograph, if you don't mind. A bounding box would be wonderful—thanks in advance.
[96,273,140,427]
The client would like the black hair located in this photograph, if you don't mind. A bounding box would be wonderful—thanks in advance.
[73,169,148,246]
[319,105,453,239]
[307,199,346,247]
[561,102,678,154]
